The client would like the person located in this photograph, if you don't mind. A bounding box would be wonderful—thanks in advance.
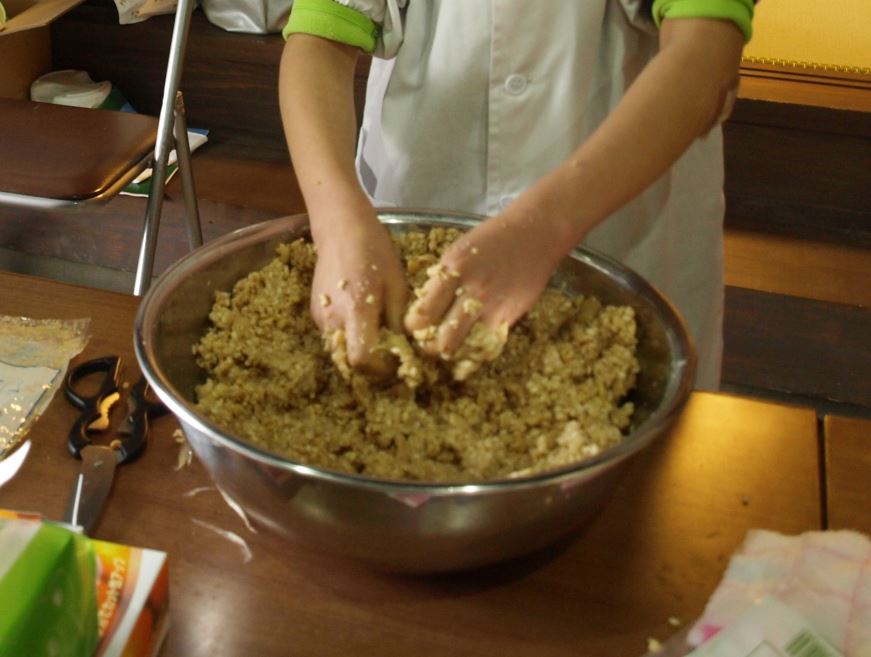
[278,0,756,390]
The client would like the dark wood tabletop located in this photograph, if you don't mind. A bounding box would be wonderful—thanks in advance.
[825,414,871,534]
[0,271,824,656]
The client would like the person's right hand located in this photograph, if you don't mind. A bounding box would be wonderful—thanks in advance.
[309,206,409,375]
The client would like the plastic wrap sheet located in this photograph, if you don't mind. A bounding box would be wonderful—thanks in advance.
[0,315,89,460]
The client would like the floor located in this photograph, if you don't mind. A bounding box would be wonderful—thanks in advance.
[1,134,869,424]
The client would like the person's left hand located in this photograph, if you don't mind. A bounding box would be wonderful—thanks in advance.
[404,207,570,357]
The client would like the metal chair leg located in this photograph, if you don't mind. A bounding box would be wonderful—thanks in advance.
[134,0,196,296]
[173,91,203,250]
[135,138,171,297]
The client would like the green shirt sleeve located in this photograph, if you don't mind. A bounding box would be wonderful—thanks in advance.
[652,0,756,42]
[282,0,379,54]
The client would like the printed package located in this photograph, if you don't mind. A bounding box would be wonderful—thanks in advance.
[0,510,169,657]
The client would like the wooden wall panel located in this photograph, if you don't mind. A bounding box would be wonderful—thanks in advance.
[723,286,871,408]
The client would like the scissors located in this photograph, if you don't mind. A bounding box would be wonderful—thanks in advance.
[63,355,168,534]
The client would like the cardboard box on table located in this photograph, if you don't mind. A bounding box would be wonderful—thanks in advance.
[0,0,86,99]
[0,510,170,657]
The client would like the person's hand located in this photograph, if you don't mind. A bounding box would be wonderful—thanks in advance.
[310,207,409,374]
[404,207,569,357]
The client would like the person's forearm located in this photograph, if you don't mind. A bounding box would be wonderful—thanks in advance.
[516,18,745,256]
[279,34,373,242]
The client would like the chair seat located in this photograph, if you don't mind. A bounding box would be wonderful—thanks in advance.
[0,98,160,201]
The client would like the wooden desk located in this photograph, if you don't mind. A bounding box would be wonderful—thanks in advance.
[0,272,823,656]
[825,415,871,534]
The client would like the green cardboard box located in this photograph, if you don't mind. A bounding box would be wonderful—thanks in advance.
[0,516,99,657]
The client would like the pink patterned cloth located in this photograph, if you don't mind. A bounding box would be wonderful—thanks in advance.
[689,529,871,657]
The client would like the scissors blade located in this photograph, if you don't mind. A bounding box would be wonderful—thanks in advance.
[64,444,118,534]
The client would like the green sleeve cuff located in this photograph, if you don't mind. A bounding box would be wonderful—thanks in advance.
[282,0,379,54]
[652,0,755,42]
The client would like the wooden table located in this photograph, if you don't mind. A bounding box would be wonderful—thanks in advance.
[825,415,871,534]
[0,272,824,656]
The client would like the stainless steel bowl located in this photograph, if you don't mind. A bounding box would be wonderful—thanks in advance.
[134,210,695,572]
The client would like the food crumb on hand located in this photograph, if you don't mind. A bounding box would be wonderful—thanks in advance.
[426,263,452,282]
[371,263,379,271]
[668,616,681,627]
[470,246,479,255]
[412,325,438,343]
[448,321,509,382]
[337,279,348,290]
[319,294,331,307]
[365,294,376,305]
[647,637,663,653]
[462,297,482,315]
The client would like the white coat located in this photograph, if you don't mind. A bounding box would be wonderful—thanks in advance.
[345,0,725,390]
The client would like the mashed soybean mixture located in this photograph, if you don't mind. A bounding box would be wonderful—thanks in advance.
[193,228,639,482]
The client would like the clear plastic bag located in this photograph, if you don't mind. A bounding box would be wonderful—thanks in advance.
[112,0,177,25]
[0,316,90,459]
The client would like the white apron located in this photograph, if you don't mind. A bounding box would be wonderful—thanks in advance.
[346,0,725,390]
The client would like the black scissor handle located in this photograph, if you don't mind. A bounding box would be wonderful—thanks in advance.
[65,355,122,458]
[128,376,168,420]
[116,376,168,463]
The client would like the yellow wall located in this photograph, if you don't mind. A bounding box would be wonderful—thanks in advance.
[744,1,871,73]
